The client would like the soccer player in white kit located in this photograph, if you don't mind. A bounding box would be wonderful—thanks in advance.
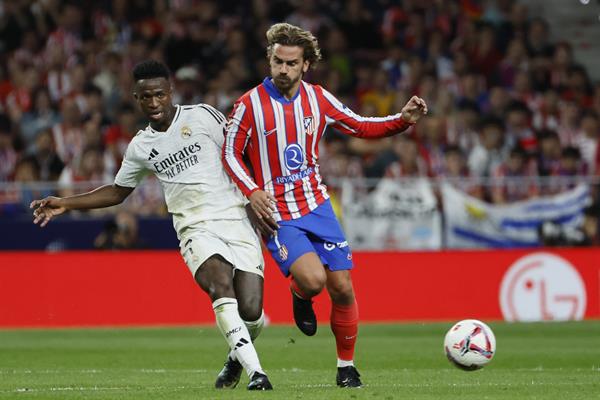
[30,60,275,391]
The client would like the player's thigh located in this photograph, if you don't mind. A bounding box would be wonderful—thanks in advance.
[194,254,235,299]
[266,223,318,277]
[234,270,264,321]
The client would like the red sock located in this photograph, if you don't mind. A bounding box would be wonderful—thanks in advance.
[330,301,359,361]
[290,277,310,300]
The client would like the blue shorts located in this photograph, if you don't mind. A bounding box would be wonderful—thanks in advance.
[266,200,354,277]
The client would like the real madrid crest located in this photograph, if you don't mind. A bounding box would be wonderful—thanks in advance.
[181,126,192,138]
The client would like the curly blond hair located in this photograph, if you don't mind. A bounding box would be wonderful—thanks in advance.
[266,23,322,68]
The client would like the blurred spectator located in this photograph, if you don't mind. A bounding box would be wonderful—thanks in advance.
[0,114,17,180]
[547,146,588,194]
[446,99,480,154]
[384,135,430,178]
[440,145,484,199]
[103,103,138,175]
[416,115,446,177]
[574,111,599,174]
[468,116,508,177]
[19,86,60,148]
[58,146,111,197]
[490,145,539,204]
[504,100,536,153]
[94,211,145,250]
[29,128,64,182]
[536,129,562,178]
[52,97,84,165]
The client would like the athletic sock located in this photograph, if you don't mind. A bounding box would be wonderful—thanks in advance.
[330,300,359,364]
[244,310,265,341]
[213,298,264,377]
[229,310,265,361]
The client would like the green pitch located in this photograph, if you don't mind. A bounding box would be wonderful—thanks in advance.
[0,322,599,399]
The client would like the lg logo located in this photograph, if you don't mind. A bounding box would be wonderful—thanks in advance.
[499,253,586,322]
[284,143,304,171]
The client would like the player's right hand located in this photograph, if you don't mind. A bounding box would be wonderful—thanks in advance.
[30,196,67,227]
[249,190,277,223]
[245,203,279,237]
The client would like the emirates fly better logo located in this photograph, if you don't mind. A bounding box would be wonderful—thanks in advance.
[499,252,587,322]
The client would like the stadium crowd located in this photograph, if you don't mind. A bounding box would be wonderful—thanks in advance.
[0,0,599,216]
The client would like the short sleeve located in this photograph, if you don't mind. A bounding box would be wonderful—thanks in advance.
[114,141,146,188]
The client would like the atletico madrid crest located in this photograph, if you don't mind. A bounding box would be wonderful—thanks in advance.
[279,245,289,261]
[303,116,315,136]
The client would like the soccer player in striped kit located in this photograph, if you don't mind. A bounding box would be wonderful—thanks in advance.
[223,23,427,388]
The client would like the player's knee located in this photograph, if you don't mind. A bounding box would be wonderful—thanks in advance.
[195,258,235,300]
[299,274,326,297]
[327,275,354,304]
[238,300,262,322]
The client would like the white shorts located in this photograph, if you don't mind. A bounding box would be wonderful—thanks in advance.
[179,218,264,278]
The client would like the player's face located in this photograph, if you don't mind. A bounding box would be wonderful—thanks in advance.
[269,44,309,96]
[133,78,175,129]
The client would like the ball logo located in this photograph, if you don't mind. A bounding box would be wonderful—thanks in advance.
[499,252,586,322]
[284,143,304,171]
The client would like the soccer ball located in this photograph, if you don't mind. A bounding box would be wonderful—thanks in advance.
[444,319,496,371]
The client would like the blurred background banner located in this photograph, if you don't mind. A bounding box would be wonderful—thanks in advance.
[443,182,591,248]
[342,178,442,250]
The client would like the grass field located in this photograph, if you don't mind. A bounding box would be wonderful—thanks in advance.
[1,322,599,399]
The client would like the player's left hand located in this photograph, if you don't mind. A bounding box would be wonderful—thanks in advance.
[400,96,428,124]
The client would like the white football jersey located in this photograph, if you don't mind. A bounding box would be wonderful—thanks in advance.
[114,104,247,238]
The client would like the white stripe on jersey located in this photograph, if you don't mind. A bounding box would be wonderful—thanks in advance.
[225,102,259,192]
[303,82,328,201]
[321,88,402,122]
[271,97,301,219]
[293,93,318,211]
[250,89,282,221]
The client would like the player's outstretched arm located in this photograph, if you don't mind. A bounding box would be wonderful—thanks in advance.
[30,184,134,227]
[400,96,428,124]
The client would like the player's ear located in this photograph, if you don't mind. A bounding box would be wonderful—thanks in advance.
[302,60,310,73]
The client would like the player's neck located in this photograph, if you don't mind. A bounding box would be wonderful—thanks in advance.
[148,105,176,132]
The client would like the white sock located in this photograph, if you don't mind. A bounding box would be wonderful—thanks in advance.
[229,311,265,361]
[337,358,354,368]
[213,298,264,378]
[245,311,265,341]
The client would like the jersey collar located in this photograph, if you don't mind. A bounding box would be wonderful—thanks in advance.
[147,104,181,133]
[262,77,301,104]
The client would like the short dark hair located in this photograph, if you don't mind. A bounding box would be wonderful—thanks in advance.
[561,146,581,159]
[479,115,505,132]
[132,60,170,82]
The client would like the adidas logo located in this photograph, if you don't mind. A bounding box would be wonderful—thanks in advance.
[234,338,249,349]
[148,148,159,160]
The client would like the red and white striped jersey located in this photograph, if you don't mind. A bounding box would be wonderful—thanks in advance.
[223,77,413,221]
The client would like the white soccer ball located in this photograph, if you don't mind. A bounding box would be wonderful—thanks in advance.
[444,319,496,371]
